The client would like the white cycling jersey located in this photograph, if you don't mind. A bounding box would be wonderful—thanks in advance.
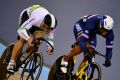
[17,5,54,48]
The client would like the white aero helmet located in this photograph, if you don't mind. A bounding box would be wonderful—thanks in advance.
[100,15,114,30]
[44,14,57,30]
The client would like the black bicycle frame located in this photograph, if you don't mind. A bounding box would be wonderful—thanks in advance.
[16,49,35,70]
[15,37,54,71]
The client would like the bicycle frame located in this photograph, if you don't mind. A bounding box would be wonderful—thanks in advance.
[16,49,36,71]
[75,51,106,80]
[15,37,54,71]
[75,59,90,80]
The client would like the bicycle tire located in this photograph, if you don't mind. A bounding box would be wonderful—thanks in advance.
[48,56,64,80]
[0,43,15,79]
[48,61,57,80]
[83,62,101,80]
[20,52,43,80]
[1,43,15,62]
[48,55,74,80]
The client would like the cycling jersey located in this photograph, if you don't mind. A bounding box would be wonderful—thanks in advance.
[74,14,114,59]
[17,5,54,48]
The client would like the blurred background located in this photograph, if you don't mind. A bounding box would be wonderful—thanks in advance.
[0,0,120,80]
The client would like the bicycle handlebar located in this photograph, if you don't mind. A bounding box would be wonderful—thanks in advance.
[32,37,54,53]
[94,51,109,60]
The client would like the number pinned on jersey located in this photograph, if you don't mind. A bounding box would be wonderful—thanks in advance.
[76,23,82,32]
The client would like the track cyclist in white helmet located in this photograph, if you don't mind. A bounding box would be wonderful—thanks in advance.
[60,14,114,77]
[7,4,57,73]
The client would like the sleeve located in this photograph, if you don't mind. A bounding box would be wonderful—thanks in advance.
[17,17,36,41]
[89,34,97,49]
[105,30,114,59]
[47,30,54,49]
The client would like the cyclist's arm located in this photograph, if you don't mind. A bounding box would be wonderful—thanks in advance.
[17,17,36,41]
[89,34,97,50]
[47,30,54,49]
[105,30,114,59]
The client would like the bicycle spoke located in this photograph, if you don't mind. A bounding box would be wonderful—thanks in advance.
[5,73,12,80]
[34,63,40,69]
[28,58,33,69]
[20,52,43,80]
[26,72,34,80]
[30,74,34,80]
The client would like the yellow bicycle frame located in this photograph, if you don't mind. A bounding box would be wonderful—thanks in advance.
[75,60,91,80]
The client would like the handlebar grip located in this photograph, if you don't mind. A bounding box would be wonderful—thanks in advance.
[94,51,108,59]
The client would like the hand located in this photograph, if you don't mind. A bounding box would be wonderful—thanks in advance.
[27,38,34,47]
[103,58,111,67]
[47,47,54,55]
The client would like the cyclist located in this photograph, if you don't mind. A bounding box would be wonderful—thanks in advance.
[7,4,57,73]
[60,14,114,75]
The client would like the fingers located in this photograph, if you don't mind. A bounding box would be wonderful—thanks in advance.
[48,51,54,55]
[47,48,54,55]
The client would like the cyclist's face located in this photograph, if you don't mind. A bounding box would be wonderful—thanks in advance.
[42,23,52,34]
[98,28,108,36]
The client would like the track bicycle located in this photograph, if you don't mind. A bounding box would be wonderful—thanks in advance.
[72,51,107,80]
[0,37,54,80]
[48,42,108,80]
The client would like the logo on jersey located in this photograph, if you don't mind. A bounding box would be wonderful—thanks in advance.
[76,23,82,32]
[91,41,94,44]
[110,41,113,44]
[85,30,89,33]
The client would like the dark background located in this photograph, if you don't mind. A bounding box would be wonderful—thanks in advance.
[0,0,120,80]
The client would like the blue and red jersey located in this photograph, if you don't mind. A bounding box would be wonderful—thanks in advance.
[73,14,114,59]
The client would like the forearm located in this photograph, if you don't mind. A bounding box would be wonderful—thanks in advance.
[105,30,114,59]
[47,30,54,48]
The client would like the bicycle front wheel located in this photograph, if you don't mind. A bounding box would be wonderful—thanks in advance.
[20,52,43,80]
[84,62,101,80]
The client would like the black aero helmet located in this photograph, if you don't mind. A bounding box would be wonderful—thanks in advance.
[44,14,57,29]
